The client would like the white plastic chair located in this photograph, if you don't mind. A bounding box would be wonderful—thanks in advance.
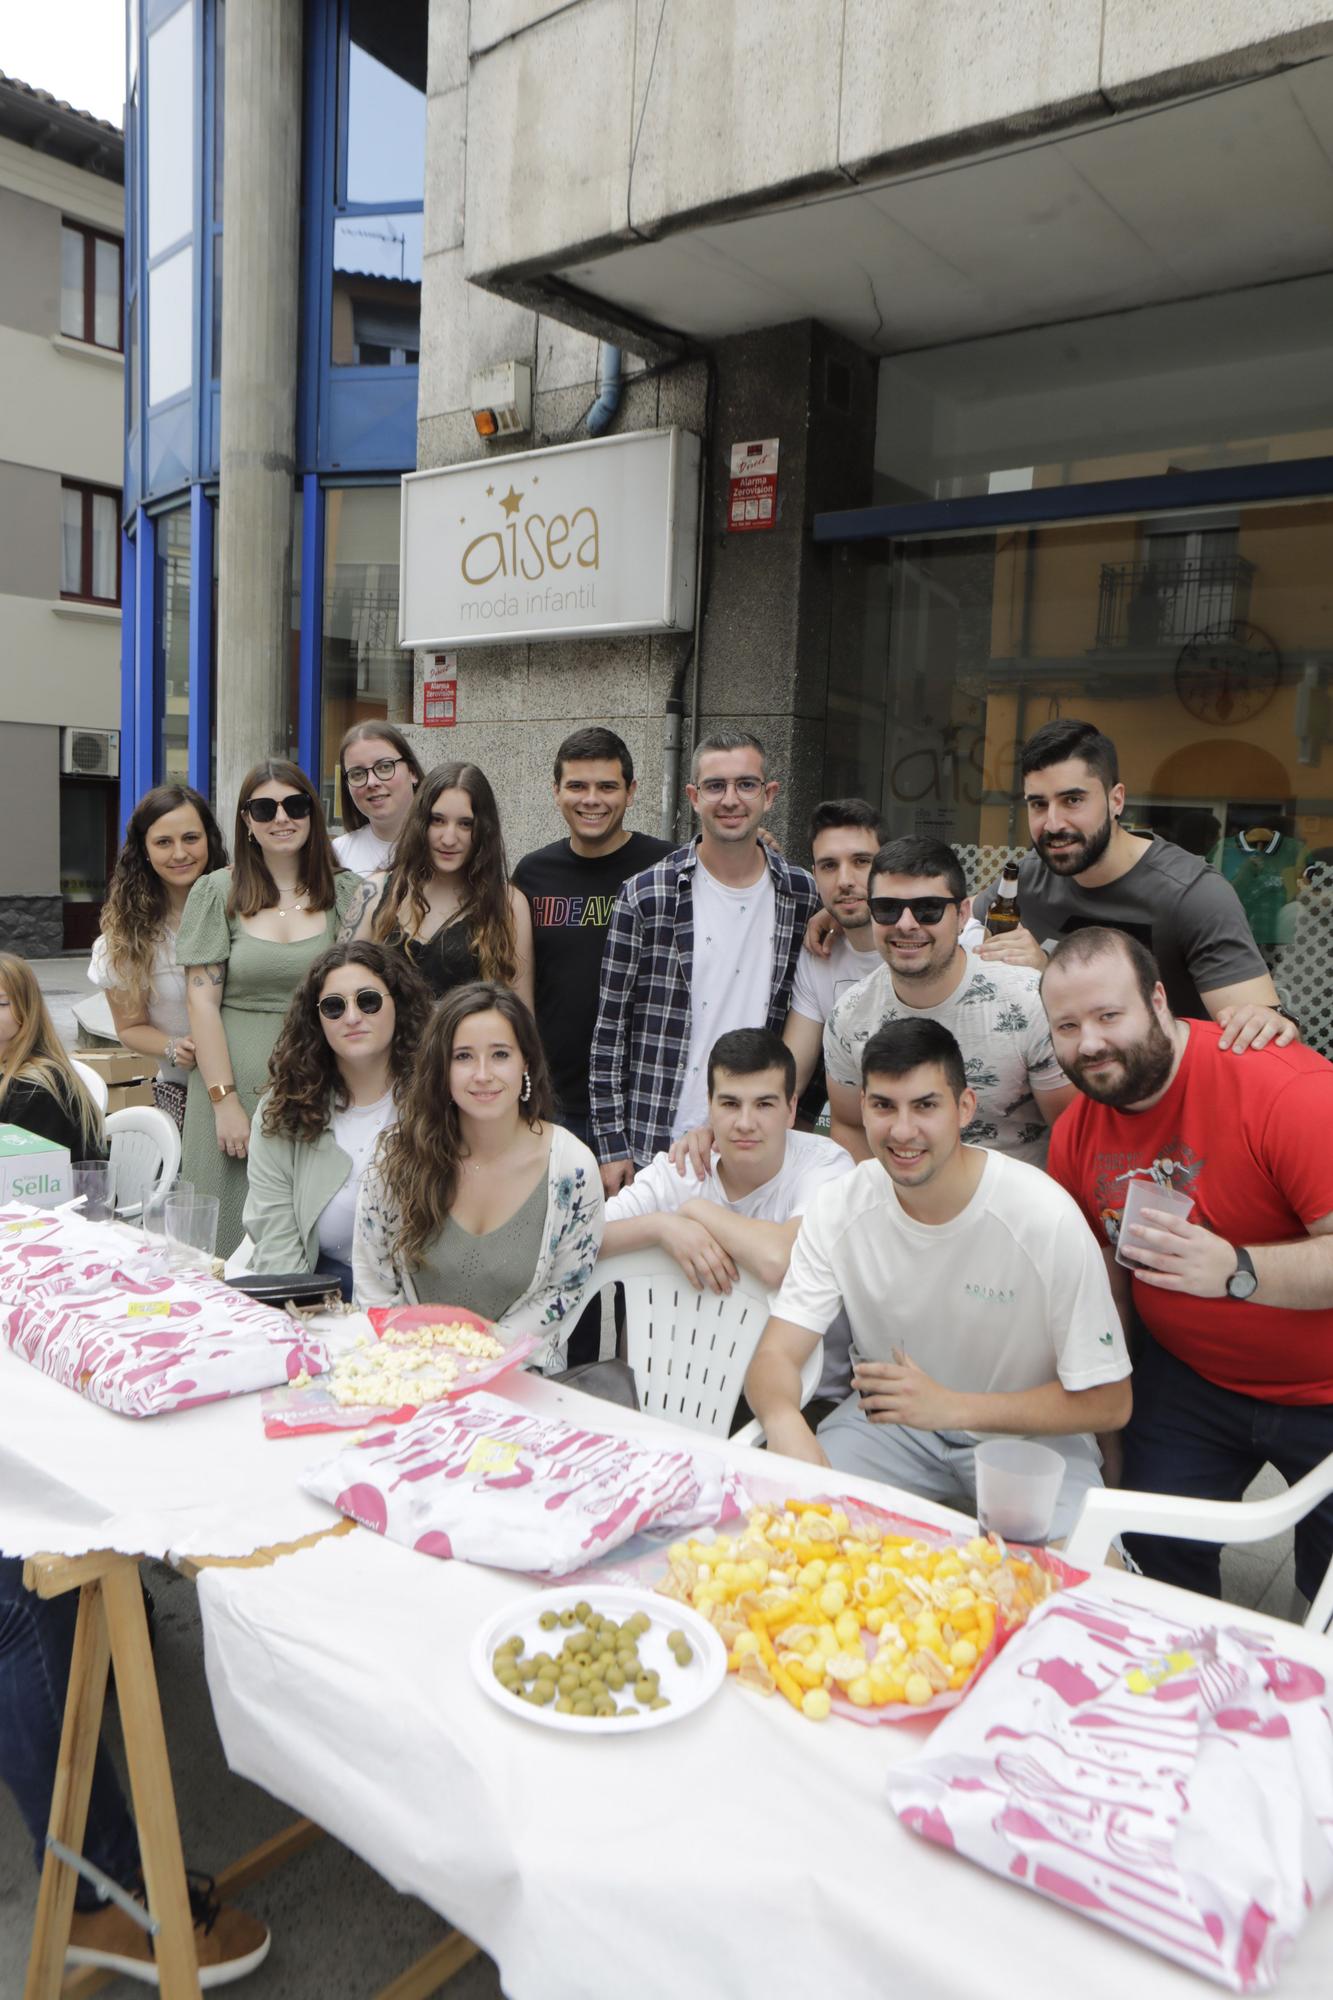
[1063,1453,1333,1635]
[71,1058,109,1114]
[106,1105,181,1221]
[591,1249,823,1445]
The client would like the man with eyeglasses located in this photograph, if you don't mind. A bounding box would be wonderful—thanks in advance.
[589,730,818,1195]
[823,835,1075,1165]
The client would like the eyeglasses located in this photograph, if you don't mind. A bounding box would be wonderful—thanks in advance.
[244,792,313,823]
[317,988,386,1020]
[868,895,961,927]
[695,776,766,800]
[345,756,406,789]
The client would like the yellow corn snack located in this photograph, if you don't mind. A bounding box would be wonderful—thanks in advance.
[656,1504,1056,1723]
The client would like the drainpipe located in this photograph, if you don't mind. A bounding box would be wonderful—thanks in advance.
[661,437,709,842]
[585,344,623,435]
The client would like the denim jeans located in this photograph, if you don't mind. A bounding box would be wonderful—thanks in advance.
[1121,1337,1333,1602]
[0,1556,140,1906]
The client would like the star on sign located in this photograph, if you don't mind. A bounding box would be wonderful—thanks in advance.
[485,484,494,497]
[498,485,524,517]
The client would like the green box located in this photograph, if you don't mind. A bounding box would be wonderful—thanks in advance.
[0,1124,72,1208]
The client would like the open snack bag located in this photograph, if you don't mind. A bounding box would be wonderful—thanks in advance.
[887,1585,1333,1991]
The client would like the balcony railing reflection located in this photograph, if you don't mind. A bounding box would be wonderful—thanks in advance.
[1095,556,1255,649]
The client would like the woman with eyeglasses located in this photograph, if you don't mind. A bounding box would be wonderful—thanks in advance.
[90,783,229,1129]
[354,982,603,1368]
[331,722,424,874]
[242,942,432,1295]
[363,761,535,1008]
[177,760,374,1258]
[0,953,105,1161]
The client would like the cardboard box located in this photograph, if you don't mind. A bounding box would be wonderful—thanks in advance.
[75,1045,157,1115]
[0,1124,72,1207]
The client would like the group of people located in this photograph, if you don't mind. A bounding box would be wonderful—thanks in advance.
[1,710,1332,1984]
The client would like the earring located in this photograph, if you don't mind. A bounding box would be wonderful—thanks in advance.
[521,1068,532,1103]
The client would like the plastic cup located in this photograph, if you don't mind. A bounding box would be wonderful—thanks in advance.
[1115,1173,1195,1270]
[164,1194,219,1270]
[72,1161,116,1223]
[974,1438,1066,1547]
[144,1177,193,1242]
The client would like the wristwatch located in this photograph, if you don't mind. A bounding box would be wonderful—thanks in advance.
[1226,1246,1259,1301]
[1273,1005,1302,1035]
[207,1081,236,1105]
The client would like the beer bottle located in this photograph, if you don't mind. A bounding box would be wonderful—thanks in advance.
[986,859,1022,937]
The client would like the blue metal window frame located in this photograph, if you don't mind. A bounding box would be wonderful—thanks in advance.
[814,455,1333,544]
[186,483,214,794]
[297,472,325,777]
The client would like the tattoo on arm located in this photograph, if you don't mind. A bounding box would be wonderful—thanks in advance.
[337,882,375,943]
[188,965,225,990]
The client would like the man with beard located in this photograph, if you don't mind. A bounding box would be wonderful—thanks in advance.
[1043,926,1333,1603]
[975,718,1296,1054]
[782,798,886,1096]
[822,836,1075,1165]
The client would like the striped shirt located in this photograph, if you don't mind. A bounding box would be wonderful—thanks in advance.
[589,839,818,1165]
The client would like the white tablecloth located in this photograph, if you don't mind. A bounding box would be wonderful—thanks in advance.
[197,1375,1333,2000]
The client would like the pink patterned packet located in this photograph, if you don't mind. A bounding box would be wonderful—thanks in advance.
[888,1585,1333,1989]
[299,1390,750,1575]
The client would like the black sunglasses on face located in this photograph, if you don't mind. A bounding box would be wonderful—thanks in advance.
[317,988,386,1020]
[245,792,314,823]
[868,895,961,927]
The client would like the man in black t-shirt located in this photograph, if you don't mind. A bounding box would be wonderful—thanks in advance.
[513,727,672,1146]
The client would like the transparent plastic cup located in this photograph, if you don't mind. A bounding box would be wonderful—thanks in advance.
[164,1194,219,1271]
[145,1177,193,1243]
[1115,1173,1195,1270]
[72,1161,116,1223]
[974,1438,1066,1547]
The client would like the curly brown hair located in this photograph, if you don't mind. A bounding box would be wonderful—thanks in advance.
[100,785,228,1008]
[378,981,555,1269]
[230,760,340,921]
[261,942,433,1143]
[372,763,517,982]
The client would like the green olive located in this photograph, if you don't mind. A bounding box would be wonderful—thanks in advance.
[555,1698,574,1714]
[532,1681,555,1705]
[557,1671,579,1696]
[605,1665,625,1690]
[650,1696,671,1711]
[572,1697,594,1716]
[558,1609,577,1627]
[671,1641,694,1667]
[538,1609,559,1631]
[633,1676,655,1702]
[574,1600,592,1623]
[666,1630,687,1649]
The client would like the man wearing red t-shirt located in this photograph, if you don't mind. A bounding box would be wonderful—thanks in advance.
[1041,925,1333,1603]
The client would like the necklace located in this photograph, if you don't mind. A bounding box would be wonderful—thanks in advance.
[274,888,309,917]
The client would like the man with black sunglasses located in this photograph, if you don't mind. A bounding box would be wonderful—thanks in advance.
[822,836,1075,1165]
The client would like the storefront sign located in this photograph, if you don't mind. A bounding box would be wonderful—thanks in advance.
[422,654,458,726]
[727,437,779,532]
[399,428,701,649]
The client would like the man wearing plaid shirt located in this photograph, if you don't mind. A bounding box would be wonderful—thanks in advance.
[589,730,819,1196]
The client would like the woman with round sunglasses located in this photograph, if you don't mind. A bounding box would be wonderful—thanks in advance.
[177,759,374,1257]
[242,942,431,1295]
[89,783,229,1128]
[354,982,602,1369]
[331,721,424,874]
[363,761,534,1007]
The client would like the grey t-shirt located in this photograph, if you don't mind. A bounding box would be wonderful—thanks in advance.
[975,837,1267,1019]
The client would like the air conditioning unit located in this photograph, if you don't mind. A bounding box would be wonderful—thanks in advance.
[61,727,120,778]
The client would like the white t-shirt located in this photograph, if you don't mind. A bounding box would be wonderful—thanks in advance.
[607,1130,856,1399]
[774,1150,1129,1441]
[318,1094,396,1263]
[88,928,190,1082]
[823,952,1065,1165]
[789,928,879,1025]
[672,862,776,1138]
[333,824,395,872]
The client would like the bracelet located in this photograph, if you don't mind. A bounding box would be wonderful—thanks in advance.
[163,1039,177,1068]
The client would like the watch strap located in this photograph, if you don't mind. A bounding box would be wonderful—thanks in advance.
[1226,1245,1258,1300]
[208,1081,235,1105]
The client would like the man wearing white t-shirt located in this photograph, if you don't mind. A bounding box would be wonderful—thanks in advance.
[745,1018,1131,1539]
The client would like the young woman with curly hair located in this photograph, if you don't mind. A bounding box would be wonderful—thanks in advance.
[0,954,104,1160]
[331,720,424,874]
[240,941,432,1295]
[177,759,376,1258]
[360,762,534,1008]
[353,982,602,1369]
[88,784,228,1128]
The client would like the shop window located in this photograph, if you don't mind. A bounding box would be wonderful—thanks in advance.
[155,507,192,782]
[148,244,193,405]
[319,487,413,815]
[59,223,123,350]
[331,215,422,369]
[60,483,121,604]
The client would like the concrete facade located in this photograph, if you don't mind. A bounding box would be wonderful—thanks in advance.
[0,96,123,954]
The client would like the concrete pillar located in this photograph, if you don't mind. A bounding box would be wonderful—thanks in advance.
[215,0,302,815]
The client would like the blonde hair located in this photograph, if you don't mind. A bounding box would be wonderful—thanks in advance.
[0,953,104,1155]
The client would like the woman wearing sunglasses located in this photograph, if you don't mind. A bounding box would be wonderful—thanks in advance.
[90,783,229,1128]
[364,761,534,1007]
[242,942,431,1295]
[331,722,424,874]
[354,982,602,1368]
[177,760,374,1257]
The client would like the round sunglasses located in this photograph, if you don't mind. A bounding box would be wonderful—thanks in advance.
[245,792,314,823]
[317,988,386,1020]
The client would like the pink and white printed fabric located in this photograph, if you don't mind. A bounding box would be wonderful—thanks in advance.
[0,1202,326,1418]
[300,1390,748,1575]
[887,1585,1333,1991]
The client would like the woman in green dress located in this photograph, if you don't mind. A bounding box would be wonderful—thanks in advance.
[177,759,374,1257]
